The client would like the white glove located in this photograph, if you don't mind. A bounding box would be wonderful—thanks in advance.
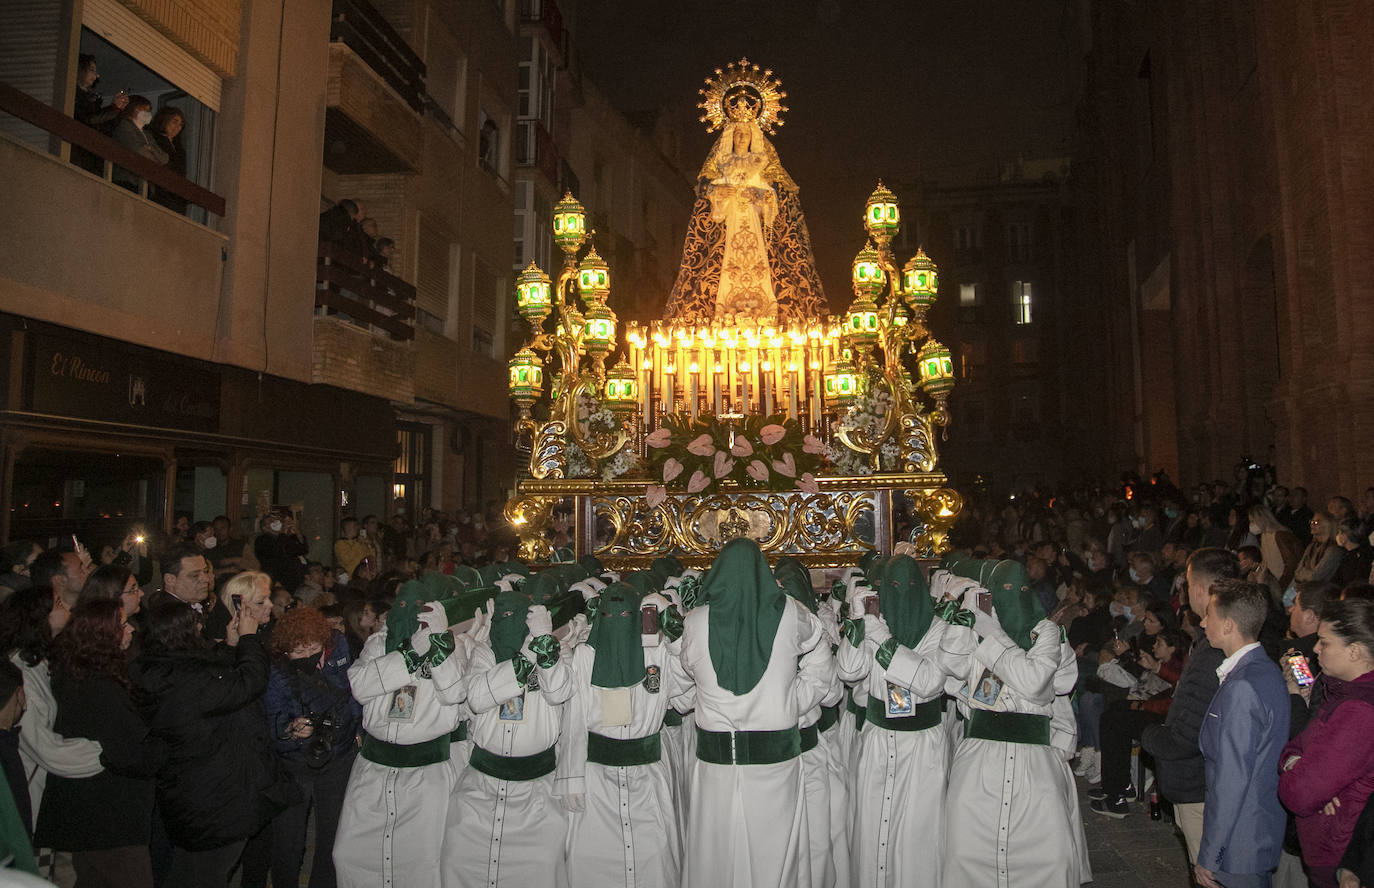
[600,570,621,583]
[816,598,841,647]
[501,572,525,586]
[840,567,864,582]
[971,603,1002,640]
[680,569,702,580]
[847,585,874,620]
[526,604,554,639]
[463,606,488,643]
[844,574,870,596]
[562,613,591,647]
[495,578,516,593]
[641,592,671,612]
[417,602,446,635]
[862,613,891,647]
[570,578,607,600]
[562,792,586,813]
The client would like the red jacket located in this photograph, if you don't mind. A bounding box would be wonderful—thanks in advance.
[1278,670,1374,867]
[1141,655,1185,716]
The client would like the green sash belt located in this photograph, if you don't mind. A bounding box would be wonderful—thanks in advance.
[360,732,450,768]
[587,732,661,767]
[469,745,557,781]
[817,703,840,733]
[799,723,820,753]
[847,694,867,731]
[695,726,801,766]
[662,710,684,728]
[865,696,944,732]
[450,721,469,743]
[965,709,1051,746]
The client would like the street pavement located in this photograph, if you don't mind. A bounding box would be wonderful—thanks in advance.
[1078,774,1195,887]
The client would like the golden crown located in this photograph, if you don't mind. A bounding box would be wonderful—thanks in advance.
[697,58,788,135]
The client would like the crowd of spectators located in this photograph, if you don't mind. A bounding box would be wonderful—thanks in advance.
[0,497,519,886]
[943,473,1374,888]
[318,199,396,271]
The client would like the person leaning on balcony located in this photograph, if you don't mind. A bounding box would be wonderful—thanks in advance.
[148,106,187,214]
[110,96,167,193]
[318,199,364,247]
[71,54,128,176]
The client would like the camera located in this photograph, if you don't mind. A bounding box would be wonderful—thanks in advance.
[304,713,336,768]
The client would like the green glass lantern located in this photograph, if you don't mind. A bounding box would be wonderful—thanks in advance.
[845,294,880,349]
[916,339,955,397]
[603,358,639,415]
[553,192,586,255]
[577,246,610,307]
[582,301,616,362]
[851,241,885,299]
[864,181,900,244]
[515,261,552,324]
[903,247,939,310]
[824,358,860,409]
[508,347,544,407]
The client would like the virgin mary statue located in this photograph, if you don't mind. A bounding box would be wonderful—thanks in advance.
[663,97,828,325]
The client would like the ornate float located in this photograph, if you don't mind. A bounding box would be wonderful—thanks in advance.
[504,59,962,568]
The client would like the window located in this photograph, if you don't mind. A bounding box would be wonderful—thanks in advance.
[513,181,551,271]
[1012,337,1038,365]
[1005,222,1031,262]
[955,225,978,251]
[518,36,554,129]
[472,258,502,359]
[417,217,456,329]
[425,26,466,131]
[1012,280,1033,325]
[958,341,987,380]
[394,423,432,514]
[959,283,979,306]
[479,110,502,176]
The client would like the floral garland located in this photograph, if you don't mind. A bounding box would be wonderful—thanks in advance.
[643,412,824,504]
[827,380,900,474]
[564,394,640,482]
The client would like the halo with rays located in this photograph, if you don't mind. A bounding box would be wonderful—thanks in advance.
[697,58,789,135]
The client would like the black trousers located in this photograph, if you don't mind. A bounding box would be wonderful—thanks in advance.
[241,748,356,888]
[1099,702,1164,795]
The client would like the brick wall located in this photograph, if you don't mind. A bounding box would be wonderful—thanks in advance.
[312,317,415,403]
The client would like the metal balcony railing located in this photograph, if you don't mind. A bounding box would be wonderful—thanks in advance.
[515,119,559,184]
[330,0,427,113]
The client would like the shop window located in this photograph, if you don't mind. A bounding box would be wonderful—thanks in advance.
[8,448,164,552]
[240,467,335,566]
[172,463,226,522]
[394,423,431,514]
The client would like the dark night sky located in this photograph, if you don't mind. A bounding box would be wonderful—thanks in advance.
[573,0,1078,308]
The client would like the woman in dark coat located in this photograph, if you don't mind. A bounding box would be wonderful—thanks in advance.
[130,580,297,888]
[36,598,162,887]
[148,106,188,214]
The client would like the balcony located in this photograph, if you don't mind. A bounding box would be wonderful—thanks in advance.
[515,119,559,186]
[0,82,229,362]
[325,0,426,174]
[315,241,416,341]
[520,0,566,58]
[313,242,417,401]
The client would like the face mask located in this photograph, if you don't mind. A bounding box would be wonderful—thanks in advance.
[269,520,283,533]
[288,654,318,673]
[1164,509,1178,519]
[1248,522,1261,536]
[1128,568,1141,584]
[1109,602,1126,618]
[201,535,217,550]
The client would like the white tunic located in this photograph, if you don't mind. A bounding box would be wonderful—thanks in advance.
[443,637,579,888]
[941,618,1090,887]
[11,655,103,823]
[836,617,953,888]
[680,598,828,888]
[797,647,842,888]
[565,641,693,888]
[335,628,467,888]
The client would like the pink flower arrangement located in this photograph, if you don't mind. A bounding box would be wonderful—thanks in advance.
[796,472,820,494]
[687,434,716,457]
[771,452,797,477]
[713,451,735,478]
[747,460,770,482]
[645,485,667,507]
[730,436,755,457]
[662,458,684,483]
[645,428,672,448]
[686,470,710,494]
[760,424,786,445]
[802,435,824,455]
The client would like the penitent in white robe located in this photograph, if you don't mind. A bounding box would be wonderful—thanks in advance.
[335,629,466,888]
[680,598,831,888]
[837,617,955,888]
[941,617,1090,888]
[564,641,693,887]
[443,638,580,888]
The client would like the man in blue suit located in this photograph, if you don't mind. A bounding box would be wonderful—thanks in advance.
[1196,578,1290,888]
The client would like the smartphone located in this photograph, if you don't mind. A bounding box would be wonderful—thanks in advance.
[1288,654,1316,688]
[863,595,881,616]
[641,605,660,634]
[134,534,145,544]
[976,591,993,615]
[231,593,243,611]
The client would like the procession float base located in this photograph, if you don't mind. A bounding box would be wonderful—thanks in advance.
[505,473,961,571]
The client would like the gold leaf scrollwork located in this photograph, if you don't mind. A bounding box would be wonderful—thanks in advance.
[528,420,568,480]
[905,487,963,558]
[899,412,939,474]
[503,494,561,563]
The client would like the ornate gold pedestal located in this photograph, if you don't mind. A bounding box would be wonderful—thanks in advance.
[506,473,961,570]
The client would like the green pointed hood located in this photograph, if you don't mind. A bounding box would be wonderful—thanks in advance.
[879,555,935,649]
[488,586,534,663]
[385,572,464,653]
[649,554,684,587]
[774,557,817,614]
[859,550,880,574]
[577,554,603,579]
[700,538,784,695]
[586,582,646,689]
[988,559,1044,650]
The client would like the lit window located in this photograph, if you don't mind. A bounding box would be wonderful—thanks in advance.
[959,283,978,306]
[1012,281,1033,324]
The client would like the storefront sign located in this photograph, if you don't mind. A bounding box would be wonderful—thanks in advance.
[29,333,220,432]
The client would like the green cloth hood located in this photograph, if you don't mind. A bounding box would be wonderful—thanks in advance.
[988,559,1044,650]
[586,582,646,689]
[700,539,784,695]
[878,555,934,649]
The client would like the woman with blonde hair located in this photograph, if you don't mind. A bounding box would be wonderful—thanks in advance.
[1296,512,1344,585]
